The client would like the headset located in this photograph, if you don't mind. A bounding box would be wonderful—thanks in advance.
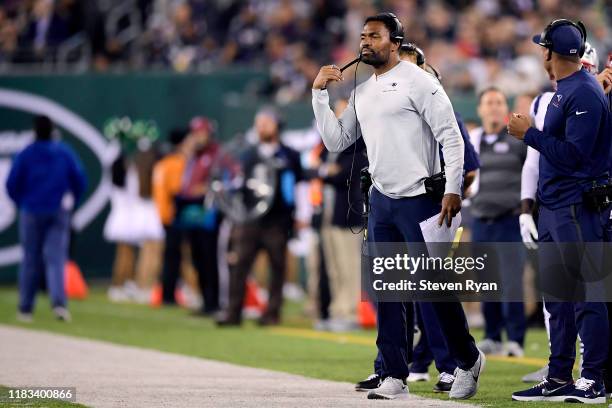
[537,19,587,60]
[382,12,404,44]
[400,43,426,66]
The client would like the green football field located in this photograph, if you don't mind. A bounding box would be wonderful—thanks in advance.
[0,287,587,408]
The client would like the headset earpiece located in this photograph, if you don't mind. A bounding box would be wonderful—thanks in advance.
[383,12,404,43]
[576,21,587,57]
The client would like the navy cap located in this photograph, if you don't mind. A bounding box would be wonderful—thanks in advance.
[532,24,583,56]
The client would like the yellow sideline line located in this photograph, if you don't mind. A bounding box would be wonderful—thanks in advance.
[268,327,549,367]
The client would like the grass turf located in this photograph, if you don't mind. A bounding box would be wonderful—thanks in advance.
[0,287,585,408]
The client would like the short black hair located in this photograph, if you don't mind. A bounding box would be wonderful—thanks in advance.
[364,13,403,44]
[168,128,188,146]
[477,86,506,104]
[34,115,53,140]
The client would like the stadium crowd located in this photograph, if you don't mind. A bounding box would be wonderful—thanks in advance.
[1,0,611,100]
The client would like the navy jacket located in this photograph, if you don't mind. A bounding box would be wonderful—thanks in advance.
[524,69,611,209]
[6,140,87,214]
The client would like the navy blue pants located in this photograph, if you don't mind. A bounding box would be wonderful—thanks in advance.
[538,204,609,383]
[369,188,479,379]
[472,214,526,346]
[410,302,458,375]
[18,210,70,313]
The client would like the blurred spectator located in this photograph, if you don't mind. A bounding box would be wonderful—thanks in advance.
[468,87,527,357]
[318,98,367,332]
[157,118,221,315]
[16,0,71,62]
[6,115,87,323]
[217,107,303,326]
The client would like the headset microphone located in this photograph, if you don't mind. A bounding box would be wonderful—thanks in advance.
[340,53,362,73]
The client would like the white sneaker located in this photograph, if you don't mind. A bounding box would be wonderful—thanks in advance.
[367,377,409,400]
[53,307,72,322]
[407,372,430,382]
[477,338,503,355]
[327,319,359,332]
[107,286,129,302]
[313,319,330,331]
[16,312,33,323]
[504,341,525,357]
[449,349,485,399]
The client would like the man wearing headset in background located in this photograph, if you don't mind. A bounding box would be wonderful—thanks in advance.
[380,43,480,394]
[509,20,611,403]
[519,41,609,385]
[312,12,484,401]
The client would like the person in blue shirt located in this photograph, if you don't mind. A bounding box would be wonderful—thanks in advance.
[6,115,87,323]
[508,20,611,403]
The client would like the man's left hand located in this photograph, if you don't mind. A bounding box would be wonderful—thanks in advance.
[507,113,531,140]
[438,193,461,227]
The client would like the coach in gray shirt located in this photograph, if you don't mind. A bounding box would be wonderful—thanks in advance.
[312,12,484,401]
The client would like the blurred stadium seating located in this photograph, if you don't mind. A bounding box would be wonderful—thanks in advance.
[0,0,610,99]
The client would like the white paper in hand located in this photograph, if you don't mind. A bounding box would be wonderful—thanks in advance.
[419,212,462,243]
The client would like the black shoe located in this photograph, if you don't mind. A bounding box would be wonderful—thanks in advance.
[191,308,219,318]
[355,373,381,392]
[215,312,241,327]
[257,314,280,326]
[433,372,455,393]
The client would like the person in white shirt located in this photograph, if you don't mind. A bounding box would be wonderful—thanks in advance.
[311,12,484,401]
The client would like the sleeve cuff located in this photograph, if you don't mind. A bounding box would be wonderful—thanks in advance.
[444,181,462,196]
[312,88,329,102]
[523,127,541,148]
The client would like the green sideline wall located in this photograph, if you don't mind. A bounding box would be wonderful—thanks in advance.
[0,70,479,284]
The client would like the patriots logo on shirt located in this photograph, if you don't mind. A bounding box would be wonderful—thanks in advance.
[382,82,399,92]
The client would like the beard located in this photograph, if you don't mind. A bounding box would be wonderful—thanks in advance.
[360,49,388,67]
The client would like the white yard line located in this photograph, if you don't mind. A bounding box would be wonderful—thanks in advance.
[0,325,471,407]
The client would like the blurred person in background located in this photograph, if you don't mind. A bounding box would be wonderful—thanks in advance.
[302,140,332,329]
[16,0,70,62]
[6,115,87,323]
[104,121,164,304]
[394,45,480,394]
[217,107,303,327]
[469,87,527,358]
[153,127,190,306]
[158,118,221,315]
[318,97,368,332]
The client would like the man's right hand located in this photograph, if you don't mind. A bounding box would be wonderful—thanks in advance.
[597,67,612,94]
[313,65,343,90]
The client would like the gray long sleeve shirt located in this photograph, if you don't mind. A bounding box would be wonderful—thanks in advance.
[312,60,464,198]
